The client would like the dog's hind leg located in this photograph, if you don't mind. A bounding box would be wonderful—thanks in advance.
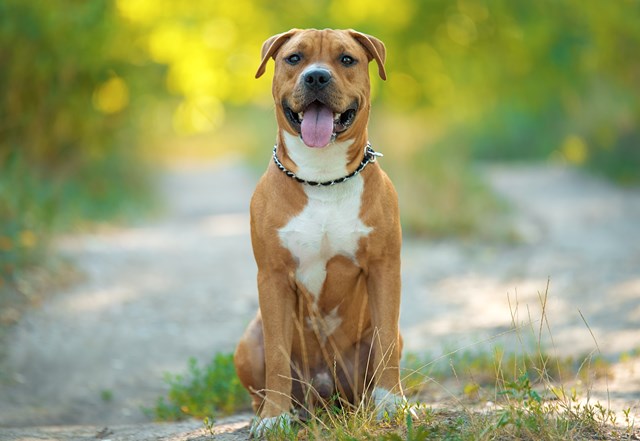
[234,313,265,412]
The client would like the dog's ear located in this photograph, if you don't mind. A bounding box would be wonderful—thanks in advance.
[255,29,299,79]
[348,30,387,81]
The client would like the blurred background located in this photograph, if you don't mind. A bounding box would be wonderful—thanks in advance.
[2,0,639,284]
[1,0,640,428]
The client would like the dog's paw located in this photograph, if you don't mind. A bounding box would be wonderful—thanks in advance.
[250,413,292,439]
[371,387,415,421]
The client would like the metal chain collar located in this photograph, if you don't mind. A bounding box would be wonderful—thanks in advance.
[272,143,383,187]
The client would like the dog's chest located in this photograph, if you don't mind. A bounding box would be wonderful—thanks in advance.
[278,175,372,298]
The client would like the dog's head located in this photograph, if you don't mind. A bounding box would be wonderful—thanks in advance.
[256,28,386,149]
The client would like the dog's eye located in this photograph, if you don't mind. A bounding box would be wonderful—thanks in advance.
[340,55,355,66]
[285,53,302,65]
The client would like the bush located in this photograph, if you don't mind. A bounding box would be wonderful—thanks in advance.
[0,0,164,282]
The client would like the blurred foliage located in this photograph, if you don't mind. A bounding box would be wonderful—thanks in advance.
[2,0,639,280]
[113,0,639,237]
[0,0,164,282]
[115,0,640,181]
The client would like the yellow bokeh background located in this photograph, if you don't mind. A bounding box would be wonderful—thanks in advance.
[2,0,639,280]
[93,76,129,114]
[107,0,639,179]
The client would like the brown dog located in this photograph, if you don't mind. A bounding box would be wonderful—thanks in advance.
[234,28,406,435]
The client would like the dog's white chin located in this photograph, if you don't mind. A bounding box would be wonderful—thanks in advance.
[282,131,354,182]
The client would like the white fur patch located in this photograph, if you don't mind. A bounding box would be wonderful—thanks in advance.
[372,387,407,420]
[250,413,292,438]
[278,132,372,299]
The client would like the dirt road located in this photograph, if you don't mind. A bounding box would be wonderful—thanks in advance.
[1,159,638,433]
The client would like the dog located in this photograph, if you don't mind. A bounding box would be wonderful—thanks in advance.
[234,28,406,436]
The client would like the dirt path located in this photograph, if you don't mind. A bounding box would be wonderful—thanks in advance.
[402,164,640,357]
[1,159,638,435]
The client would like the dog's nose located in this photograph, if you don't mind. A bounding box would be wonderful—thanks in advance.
[302,68,332,90]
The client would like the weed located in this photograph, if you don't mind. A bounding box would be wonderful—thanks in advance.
[401,347,578,399]
[152,286,638,440]
[202,416,216,436]
[100,389,113,402]
[147,353,250,421]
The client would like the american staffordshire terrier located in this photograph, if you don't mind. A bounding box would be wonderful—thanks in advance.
[234,28,406,436]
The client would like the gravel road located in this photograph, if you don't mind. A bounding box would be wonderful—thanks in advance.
[1,158,638,436]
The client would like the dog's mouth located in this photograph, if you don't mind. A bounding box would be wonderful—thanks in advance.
[284,100,358,148]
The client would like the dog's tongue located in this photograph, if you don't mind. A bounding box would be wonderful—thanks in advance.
[301,102,334,148]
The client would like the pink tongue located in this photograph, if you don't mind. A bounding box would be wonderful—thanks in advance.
[301,102,334,148]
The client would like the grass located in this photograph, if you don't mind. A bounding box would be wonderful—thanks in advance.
[145,353,250,421]
[150,356,634,440]
[149,285,638,440]
[265,396,635,441]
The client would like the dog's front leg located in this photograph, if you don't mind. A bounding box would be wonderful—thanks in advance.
[366,253,406,419]
[252,270,296,435]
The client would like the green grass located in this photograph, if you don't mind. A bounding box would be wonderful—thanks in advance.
[149,285,638,440]
[145,353,250,422]
[248,354,633,441]
[149,348,634,440]
[263,397,635,441]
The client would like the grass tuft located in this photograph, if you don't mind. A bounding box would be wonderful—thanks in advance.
[146,353,250,421]
[151,287,638,440]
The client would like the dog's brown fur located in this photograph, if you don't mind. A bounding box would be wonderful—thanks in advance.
[234,29,404,426]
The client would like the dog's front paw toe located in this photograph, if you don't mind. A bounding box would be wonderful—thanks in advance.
[372,387,411,421]
[250,413,292,438]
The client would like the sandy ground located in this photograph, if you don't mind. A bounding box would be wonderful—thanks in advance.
[0,158,639,438]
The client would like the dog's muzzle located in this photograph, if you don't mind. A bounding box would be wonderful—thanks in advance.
[284,98,358,148]
[282,65,359,148]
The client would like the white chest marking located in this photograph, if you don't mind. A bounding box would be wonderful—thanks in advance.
[278,132,372,299]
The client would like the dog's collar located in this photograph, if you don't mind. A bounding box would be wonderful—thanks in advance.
[272,143,383,186]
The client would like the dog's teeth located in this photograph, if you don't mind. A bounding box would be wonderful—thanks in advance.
[333,112,340,121]
[298,112,304,121]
